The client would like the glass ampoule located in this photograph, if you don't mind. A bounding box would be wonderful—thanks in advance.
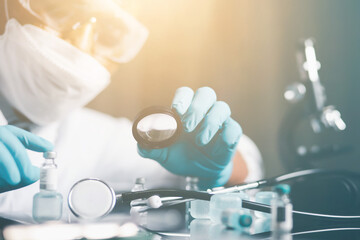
[32,151,63,223]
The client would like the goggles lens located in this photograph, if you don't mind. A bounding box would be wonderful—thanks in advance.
[19,0,148,63]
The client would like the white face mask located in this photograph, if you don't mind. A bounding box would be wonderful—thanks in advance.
[0,19,111,126]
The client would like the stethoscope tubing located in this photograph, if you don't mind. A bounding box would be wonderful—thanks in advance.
[118,168,356,203]
[118,168,360,220]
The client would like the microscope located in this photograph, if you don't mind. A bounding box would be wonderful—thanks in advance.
[280,38,348,171]
[279,39,360,219]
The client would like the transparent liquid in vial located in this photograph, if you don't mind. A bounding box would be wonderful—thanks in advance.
[32,152,63,223]
[33,190,63,223]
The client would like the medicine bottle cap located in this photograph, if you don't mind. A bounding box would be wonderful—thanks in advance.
[239,214,252,227]
[135,177,146,185]
[43,151,57,159]
[273,184,291,195]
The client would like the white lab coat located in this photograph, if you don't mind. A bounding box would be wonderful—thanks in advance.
[0,108,263,223]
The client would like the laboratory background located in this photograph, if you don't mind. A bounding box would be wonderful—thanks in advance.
[2,0,360,239]
[88,0,360,178]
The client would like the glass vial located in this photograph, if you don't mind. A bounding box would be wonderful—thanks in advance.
[209,192,249,223]
[131,177,146,192]
[32,151,63,223]
[186,177,207,225]
[221,209,252,231]
[130,177,147,225]
[271,184,293,239]
[255,191,276,218]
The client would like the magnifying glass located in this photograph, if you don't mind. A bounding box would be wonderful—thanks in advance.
[132,106,182,149]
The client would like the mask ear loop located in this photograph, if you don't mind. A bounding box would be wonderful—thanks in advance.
[4,0,10,20]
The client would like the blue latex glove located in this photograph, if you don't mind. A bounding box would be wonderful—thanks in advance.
[138,87,242,189]
[0,125,54,193]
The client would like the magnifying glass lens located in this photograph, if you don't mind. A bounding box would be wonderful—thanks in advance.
[137,113,178,143]
[68,179,116,220]
[132,107,182,149]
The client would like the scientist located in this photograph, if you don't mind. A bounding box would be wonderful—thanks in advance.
[0,0,263,222]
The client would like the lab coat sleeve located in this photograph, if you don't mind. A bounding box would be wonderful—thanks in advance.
[237,134,264,182]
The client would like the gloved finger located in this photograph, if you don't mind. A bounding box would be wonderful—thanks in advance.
[0,178,12,193]
[205,118,242,166]
[196,101,231,146]
[181,87,217,132]
[0,178,22,193]
[0,127,38,182]
[5,125,54,152]
[0,142,21,185]
[171,87,194,116]
[137,144,168,164]
[212,118,242,155]
[0,173,39,193]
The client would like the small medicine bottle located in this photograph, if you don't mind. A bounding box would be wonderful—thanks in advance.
[32,151,63,223]
[131,177,146,192]
[221,209,252,231]
[209,192,249,223]
[271,184,293,239]
[130,177,148,225]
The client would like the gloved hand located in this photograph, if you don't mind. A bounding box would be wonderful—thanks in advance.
[0,125,54,193]
[138,87,242,189]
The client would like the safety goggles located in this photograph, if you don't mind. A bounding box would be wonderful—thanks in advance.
[16,0,148,63]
